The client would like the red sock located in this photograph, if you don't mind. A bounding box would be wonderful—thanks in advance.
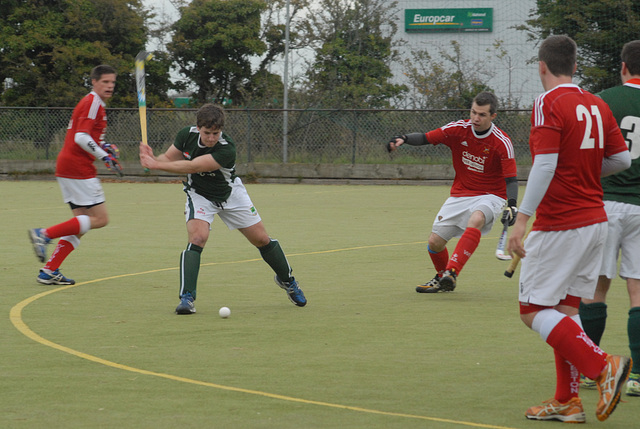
[428,245,449,274]
[546,317,607,380]
[554,350,580,402]
[45,218,81,239]
[44,239,75,271]
[447,227,481,273]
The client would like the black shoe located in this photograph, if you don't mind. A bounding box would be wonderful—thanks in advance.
[438,269,457,292]
[416,274,443,293]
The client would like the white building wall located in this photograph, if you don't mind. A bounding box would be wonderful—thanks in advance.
[391,0,542,108]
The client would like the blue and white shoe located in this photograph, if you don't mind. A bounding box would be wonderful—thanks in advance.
[37,269,75,285]
[275,276,307,307]
[175,292,196,314]
[29,228,51,263]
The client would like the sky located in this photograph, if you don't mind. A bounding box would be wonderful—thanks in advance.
[143,0,180,51]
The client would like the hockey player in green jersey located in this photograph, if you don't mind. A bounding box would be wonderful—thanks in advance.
[140,104,306,314]
[580,40,640,396]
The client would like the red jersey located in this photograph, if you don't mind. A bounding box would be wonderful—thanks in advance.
[56,92,108,179]
[425,120,517,198]
[529,84,628,231]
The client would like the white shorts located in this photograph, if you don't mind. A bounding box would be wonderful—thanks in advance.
[600,200,640,280]
[519,222,607,306]
[57,177,105,206]
[184,178,262,230]
[432,194,505,240]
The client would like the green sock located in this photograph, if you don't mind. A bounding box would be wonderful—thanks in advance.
[258,239,292,282]
[579,302,607,345]
[628,307,640,374]
[179,243,202,299]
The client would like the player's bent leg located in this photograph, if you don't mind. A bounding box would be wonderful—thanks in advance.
[241,221,306,307]
[72,203,108,230]
[239,221,271,248]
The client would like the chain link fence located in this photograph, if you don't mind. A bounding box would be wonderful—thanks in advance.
[0,107,533,168]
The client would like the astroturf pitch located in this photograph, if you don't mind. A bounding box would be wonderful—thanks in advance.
[1,181,636,428]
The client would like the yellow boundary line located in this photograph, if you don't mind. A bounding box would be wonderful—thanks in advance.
[10,241,516,429]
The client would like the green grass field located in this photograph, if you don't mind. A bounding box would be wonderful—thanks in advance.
[1,181,636,428]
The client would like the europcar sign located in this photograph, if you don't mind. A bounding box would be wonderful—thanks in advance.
[405,8,493,33]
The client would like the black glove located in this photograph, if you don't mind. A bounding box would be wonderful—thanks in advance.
[501,206,518,226]
[386,135,407,153]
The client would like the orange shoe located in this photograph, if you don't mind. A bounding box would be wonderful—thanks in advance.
[594,355,632,421]
[525,397,586,423]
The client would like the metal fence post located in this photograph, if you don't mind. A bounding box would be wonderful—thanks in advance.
[246,109,252,163]
[351,111,358,164]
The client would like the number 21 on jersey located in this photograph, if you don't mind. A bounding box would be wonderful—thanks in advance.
[577,104,604,149]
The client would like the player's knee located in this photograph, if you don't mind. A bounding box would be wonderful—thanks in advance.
[90,215,109,229]
[250,235,271,248]
[427,239,446,253]
[189,235,208,248]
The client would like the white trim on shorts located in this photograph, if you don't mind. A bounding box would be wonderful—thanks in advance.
[600,200,640,280]
[431,194,505,241]
[519,222,607,306]
[57,177,105,206]
[184,178,262,230]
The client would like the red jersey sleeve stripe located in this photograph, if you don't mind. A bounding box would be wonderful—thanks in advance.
[534,93,546,127]
[492,127,515,159]
[87,94,101,120]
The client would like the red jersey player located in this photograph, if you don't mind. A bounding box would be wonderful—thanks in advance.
[28,65,122,285]
[507,35,632,423]
[387,91,518,293]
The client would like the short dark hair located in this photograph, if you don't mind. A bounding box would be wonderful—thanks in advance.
[196,104,226,129]
[90,65,117,81]
[538,35,577,77]
[473,91,498,115]
[621,40,640,76]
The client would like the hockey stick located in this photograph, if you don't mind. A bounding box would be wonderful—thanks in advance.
[504,226,532,278]
[504,253,521,278]
[135,51,153,172]
[495,222,512,261]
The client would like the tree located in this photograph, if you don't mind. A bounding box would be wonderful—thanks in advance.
[301,0,407,109]
[519,0,640,93]
[238,0,310,108]
[168,0,267,106]
[0,0,170,107]
[401,41,494,110]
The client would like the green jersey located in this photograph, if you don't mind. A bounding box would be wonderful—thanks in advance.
[598,79,640,206]
[173,126,237,202]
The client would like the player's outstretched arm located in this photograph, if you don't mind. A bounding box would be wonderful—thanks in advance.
[386,133,428,152]
[386,135,407,152]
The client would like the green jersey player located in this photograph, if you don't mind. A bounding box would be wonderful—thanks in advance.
[580,40,640,396]
[140,104,306,314]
